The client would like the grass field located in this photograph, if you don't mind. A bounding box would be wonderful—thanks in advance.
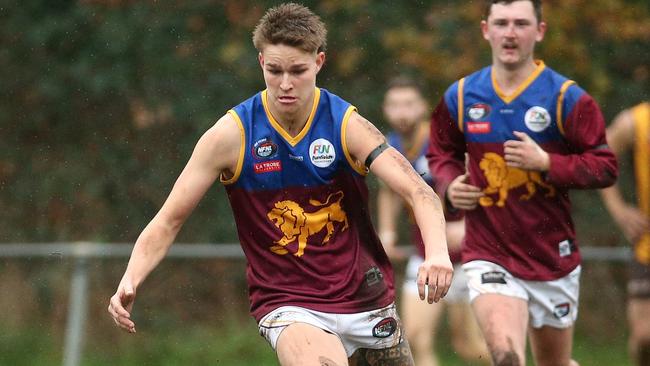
[0,320,631,365]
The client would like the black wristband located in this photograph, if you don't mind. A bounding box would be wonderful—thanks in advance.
[364,142,390,168]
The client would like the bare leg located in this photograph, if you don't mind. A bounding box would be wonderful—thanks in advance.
[401,289,444,366]
[472,294,528,366]
[528,325,578,366]
[628,299,650,366]
[448,301,490,364]
[276,323,349,366]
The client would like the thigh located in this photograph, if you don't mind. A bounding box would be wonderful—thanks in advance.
[349,340,414,366]
[629,298,650,339]
[528,325,575,366]
[472,293,528,364]
[277,322,349,366]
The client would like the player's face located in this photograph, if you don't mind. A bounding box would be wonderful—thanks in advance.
[259,44,325,119]
[481,0,546,69]
[383,87,427,135]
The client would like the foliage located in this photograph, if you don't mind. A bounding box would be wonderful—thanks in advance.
[1,1,649,245]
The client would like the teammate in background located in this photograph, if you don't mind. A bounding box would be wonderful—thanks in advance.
[107,3,453,365]
[378,76,488,366]
[600,102,650,366]
[427,1,618,365]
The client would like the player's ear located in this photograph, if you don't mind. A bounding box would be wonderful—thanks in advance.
[481,20,490,41]
[258,52,264,69]
[536,21,547,42]
[315,52,326,73]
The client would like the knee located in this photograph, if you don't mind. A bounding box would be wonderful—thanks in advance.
[492,350,522,366]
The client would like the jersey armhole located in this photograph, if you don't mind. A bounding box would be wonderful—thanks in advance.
[457,78,465,133]
[341,106,369,176]
[220,110,246,185]
[556,80,576,136]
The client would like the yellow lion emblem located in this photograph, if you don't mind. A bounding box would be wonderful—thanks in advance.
[478,152,556,207]
[267,191,349,257]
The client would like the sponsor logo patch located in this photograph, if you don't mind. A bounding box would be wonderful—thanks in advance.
[481,271,507,284]
[468,103,491,120]
[558,239,572,257]
[288,154,304,162]
[253,138,278,159]
[372,317,397,338]
[254,160,282,173]
[467,121,491,134]
[365,266,383,286]
[309,138,336,168]
[553,303,570,319]
[524,106,551,132]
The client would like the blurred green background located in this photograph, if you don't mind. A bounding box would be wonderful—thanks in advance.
[1,0,648,364]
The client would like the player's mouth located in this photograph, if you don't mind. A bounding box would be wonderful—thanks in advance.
[278,96,297,104]
[502,43,518,51]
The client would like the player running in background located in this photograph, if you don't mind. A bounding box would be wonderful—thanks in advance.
[378,76,488,366]
[108,3,453,365]
[600,102,650,366]
[427,1,618,365]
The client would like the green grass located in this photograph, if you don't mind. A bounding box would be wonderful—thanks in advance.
[0,323,631,365]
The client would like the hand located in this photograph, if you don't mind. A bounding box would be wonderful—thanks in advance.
[503,131,550,171]
[447,173,484,210]
[611,205,650,243]
[417,253,453,303]
[108,280,137,333]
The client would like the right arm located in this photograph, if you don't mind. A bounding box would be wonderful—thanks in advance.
[108,113,242,333]
[600,109,650,243]
[427,97,483,211]
[377,183,407,260]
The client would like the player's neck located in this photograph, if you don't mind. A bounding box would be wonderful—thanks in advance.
[269,93,314,137]
[492,59,538,95]
[399,122,426,149]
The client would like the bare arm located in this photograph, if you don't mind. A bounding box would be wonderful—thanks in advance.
[108,113,242,333]
[600,109,650,242]
[377,183,407,260]
[345,112,452,303]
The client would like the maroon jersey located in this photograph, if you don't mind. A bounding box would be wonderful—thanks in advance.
[428,62,618,280]
[225,89,394,321]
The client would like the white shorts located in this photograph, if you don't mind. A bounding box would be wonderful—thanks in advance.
[463,260,581,329]
[403,255,470,303]
[258,303,404,357]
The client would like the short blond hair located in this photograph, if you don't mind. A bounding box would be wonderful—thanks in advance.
[252,3,327,53]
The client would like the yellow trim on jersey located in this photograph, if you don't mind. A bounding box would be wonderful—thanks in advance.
[262,87,321,147]
[457,78,465,132]
[556,80,576,136]
[405,122,430,162]
[492,60,546,104]
[341,106,368,176]
[633,102,650,263]
[221,110,246,185]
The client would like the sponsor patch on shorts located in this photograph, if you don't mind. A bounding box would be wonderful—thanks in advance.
[372,317,397,338]
[481,271,507,284]
[553,302,570,318]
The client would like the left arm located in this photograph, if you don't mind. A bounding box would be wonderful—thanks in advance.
[503,93,618,189]
[345,111,452,303]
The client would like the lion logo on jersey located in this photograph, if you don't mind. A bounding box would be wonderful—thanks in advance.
[267,191,349,257]
[478,152,556,207]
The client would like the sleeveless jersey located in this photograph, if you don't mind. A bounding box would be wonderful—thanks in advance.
[442,61,587,280]
[632,102,650,265]
[224,87,394,321]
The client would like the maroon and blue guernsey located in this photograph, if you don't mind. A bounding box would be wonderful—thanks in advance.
[223,87,394,321]
[428,61,618,281]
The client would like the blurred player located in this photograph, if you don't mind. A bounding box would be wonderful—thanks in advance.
[378,76,488,366]
[600,102,650,366]
[108,3,453,365]
[427,1,618,365]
